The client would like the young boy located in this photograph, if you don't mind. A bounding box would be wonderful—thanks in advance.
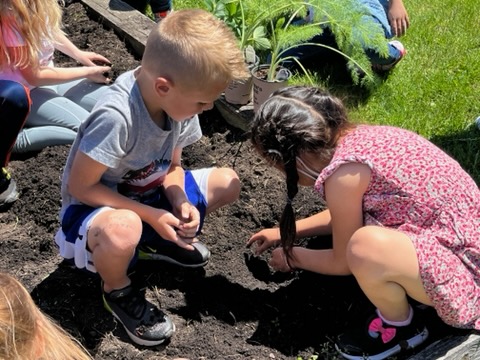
[54,9,249,347]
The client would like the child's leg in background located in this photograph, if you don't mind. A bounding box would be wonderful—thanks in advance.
[50,78,110,111]
[275,0,404,73]
[14,126,77,153]
[0,80,30,205]
[357,0,404,67]
[13,80,109,153]
[0,81,30,166]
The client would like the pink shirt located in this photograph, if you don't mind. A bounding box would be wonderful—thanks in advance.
[1,18,55,88]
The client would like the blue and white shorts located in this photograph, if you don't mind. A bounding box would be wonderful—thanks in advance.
[54,168,212,273]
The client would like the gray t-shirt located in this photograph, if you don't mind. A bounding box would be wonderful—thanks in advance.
[59,68,202,217]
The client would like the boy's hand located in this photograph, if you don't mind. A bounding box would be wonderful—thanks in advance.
[172,201,200,239]
[149,208,196,250]
[246,228,281,255]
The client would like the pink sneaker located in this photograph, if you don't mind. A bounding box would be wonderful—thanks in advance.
[373,40,407,72]
[154,10,171,23]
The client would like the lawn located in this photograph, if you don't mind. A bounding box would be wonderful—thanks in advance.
[351,0,480,184]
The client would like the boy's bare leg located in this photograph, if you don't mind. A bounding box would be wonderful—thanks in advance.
[346,226,433,321]
[205,168,241,214]
[87,209,143,293]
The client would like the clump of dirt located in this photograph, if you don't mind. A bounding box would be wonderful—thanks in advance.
[0,3,460,359]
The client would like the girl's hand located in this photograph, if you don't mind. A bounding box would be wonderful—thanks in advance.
[269,247,293,272]
[79,51,112,84]
[78,50,112,67]
[388,1,410,37]
[246,228,281,255]
[86,65,112,84]
[148,208,195,250]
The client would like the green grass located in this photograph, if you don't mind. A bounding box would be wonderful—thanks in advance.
[174,0,480,183]
[349,0,480,183]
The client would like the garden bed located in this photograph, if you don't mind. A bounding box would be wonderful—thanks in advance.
[0,1,476,359]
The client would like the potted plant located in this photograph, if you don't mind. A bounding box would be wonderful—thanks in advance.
[205,0,271,105]
[251,2,327,112]
[206,0,334,106]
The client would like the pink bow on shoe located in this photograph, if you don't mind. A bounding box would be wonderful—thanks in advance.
[368,318,396,343]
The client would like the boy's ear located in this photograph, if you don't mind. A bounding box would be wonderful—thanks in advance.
[155,76,172,96]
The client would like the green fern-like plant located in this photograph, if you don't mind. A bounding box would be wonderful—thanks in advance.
[307,0,389,83]
[263,4,324,82]
[260,0,390,85]
[204,0,271,51]
[204,0,318,52]
[204,0,389,85]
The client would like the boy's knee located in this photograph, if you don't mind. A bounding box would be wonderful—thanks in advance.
[219,168,241,201]
[208,167,240,201]
[91,209,142,253]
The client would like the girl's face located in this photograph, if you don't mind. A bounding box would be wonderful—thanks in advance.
[296,153,322,186]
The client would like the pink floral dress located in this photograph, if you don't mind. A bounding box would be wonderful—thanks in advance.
[314,125,480,329]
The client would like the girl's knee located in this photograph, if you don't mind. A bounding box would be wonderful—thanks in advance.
[346,226,387,270]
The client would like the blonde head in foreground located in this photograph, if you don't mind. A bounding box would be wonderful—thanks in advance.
[0,272,92,360]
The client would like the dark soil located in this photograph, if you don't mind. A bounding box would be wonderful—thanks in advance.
[0,3,463,359]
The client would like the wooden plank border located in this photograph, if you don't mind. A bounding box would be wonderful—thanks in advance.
[409,333,480,359]
[80,0,153,56]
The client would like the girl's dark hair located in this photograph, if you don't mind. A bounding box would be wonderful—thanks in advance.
[249,86,353,263]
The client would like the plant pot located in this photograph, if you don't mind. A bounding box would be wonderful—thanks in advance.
[251,64,291,113]
[224,55,260,105]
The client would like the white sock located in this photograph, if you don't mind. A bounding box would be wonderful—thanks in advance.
[376,305,413,327]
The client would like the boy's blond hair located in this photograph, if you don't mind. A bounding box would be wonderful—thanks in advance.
[0,0,63,70]
[142,9,249,90]
[0,273,92,360]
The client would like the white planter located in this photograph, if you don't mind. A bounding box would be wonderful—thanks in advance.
[251,64,291,113]
[224,55,259,105]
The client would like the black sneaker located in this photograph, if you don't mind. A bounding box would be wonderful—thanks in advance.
[138,240,210,268]
[0,167,19,208]
[335,309,429,360]
[102,284,175,346]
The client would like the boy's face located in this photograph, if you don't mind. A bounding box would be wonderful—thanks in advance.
[163,81,227,122]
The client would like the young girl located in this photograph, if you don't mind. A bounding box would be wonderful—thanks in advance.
[0,0,112,153]
[0,272,92,360]
[247,86,480,360]
[0,80,30,208]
